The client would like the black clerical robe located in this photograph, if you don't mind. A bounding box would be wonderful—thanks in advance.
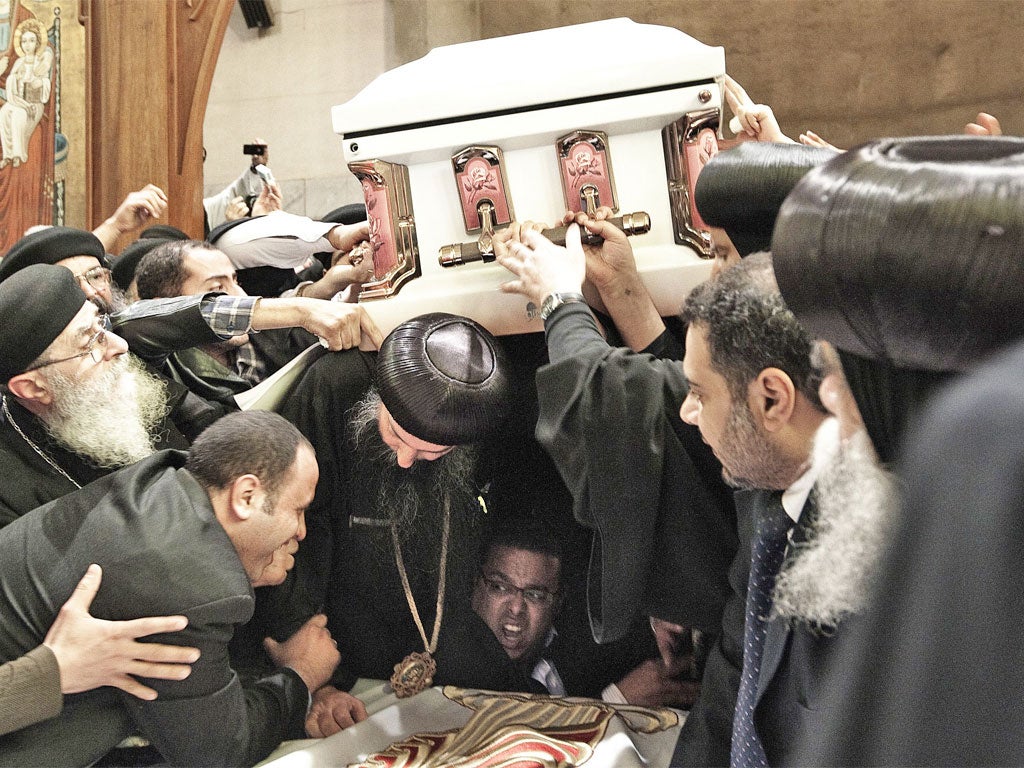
[792,340,1024,766]
[0,394,189,528]
[535,304,737,643]
[249,348,488,691]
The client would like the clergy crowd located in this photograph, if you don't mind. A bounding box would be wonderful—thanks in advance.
[0,70,1022,768]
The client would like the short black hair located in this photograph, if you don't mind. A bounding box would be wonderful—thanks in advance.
[186,411,312,505]
[135,239,216,299]
[680,252,824,410]
[479,518,564,586]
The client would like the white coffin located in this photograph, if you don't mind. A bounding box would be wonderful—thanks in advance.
[333,18,725,337]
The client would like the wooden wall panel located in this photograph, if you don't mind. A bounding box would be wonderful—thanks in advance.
[83,0,233,250]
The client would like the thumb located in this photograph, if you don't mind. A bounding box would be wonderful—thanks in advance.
[263,636,280,655]
[565,222,582,252]
[67,564,102,612]
[359,311,384,350]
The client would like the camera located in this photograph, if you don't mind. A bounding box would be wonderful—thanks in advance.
[243,143,267,156]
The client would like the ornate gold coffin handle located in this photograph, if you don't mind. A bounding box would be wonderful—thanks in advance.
[438,211,651,267]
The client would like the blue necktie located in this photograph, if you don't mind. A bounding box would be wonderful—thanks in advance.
[731,493,793,768]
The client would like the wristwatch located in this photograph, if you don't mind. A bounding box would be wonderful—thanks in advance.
[539,292,587,321]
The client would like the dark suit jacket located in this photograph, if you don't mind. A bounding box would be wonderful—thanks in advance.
[674,489,841,767]
[0,452,308,767]
[673,489,759,767]
[755,496,845,767]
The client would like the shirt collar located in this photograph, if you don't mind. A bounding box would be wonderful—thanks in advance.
[781,416,837,522]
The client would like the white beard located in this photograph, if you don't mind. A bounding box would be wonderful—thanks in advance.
[42,354,169,468]
[771,419,899,630]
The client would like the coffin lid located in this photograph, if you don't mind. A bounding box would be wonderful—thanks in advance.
[332,18,725,137]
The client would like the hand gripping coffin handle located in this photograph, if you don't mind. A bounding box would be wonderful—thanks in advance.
[438,211,651,267]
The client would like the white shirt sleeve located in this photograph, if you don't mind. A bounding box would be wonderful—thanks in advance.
[215,211,336,269]
[203,167,264,229]
[601,682,629,704]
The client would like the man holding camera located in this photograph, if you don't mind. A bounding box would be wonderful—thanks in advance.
[203,138,280,230]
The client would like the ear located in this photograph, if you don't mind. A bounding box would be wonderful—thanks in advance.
[6,372,53,408]
[226,473,264,522]
[749,367,797,433]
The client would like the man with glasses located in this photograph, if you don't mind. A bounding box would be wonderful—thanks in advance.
[0,226,124,313]
[440,519,697,708]
[0,260,378,526]
[0,264,189,526]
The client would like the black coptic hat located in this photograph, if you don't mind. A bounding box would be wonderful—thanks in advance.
[772,135,1024,461]
[0,264,88,380]
[0,227,106,283]
[139,224,190,241]
[694,141,836,257]
[773,135,1024,373]
[374,312,510,446]
[111,237,174,291]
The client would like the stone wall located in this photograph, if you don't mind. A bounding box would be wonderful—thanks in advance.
[203,0,395,219]
[463,0,1024,150]
[204,0,1024,217]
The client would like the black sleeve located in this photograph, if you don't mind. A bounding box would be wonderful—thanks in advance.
[111,295,222,364]
[124,595,309,767]
[672,490,756,767]
[536,304,736,643]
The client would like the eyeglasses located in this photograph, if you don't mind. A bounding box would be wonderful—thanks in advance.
[479,571,558,606]
[25,316,110,371]
[73,266,112,291]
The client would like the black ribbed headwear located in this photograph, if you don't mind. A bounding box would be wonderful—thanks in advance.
[374,312,510,445]
[694,142,836,256]
[773,135,1024,460]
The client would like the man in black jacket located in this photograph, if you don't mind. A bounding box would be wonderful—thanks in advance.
[439,519,696,707]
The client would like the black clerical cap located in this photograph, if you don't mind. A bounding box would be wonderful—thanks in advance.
[111,237,173,291]
[694,142,836,257]
[139,224,189,241]
[0,264,88,380]
[773,135,1024,373]
[0,227,106,283]
[773,135,1024,462]
[375,313,510,446]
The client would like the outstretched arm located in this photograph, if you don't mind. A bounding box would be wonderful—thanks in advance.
[93,184,169,250]
[724,75,796,144]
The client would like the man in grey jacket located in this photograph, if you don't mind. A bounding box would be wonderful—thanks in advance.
[0,410,340,767]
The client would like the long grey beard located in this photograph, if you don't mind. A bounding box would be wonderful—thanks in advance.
[771,420,899,630]
[348,390,480,586]
[43,354,169,469]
